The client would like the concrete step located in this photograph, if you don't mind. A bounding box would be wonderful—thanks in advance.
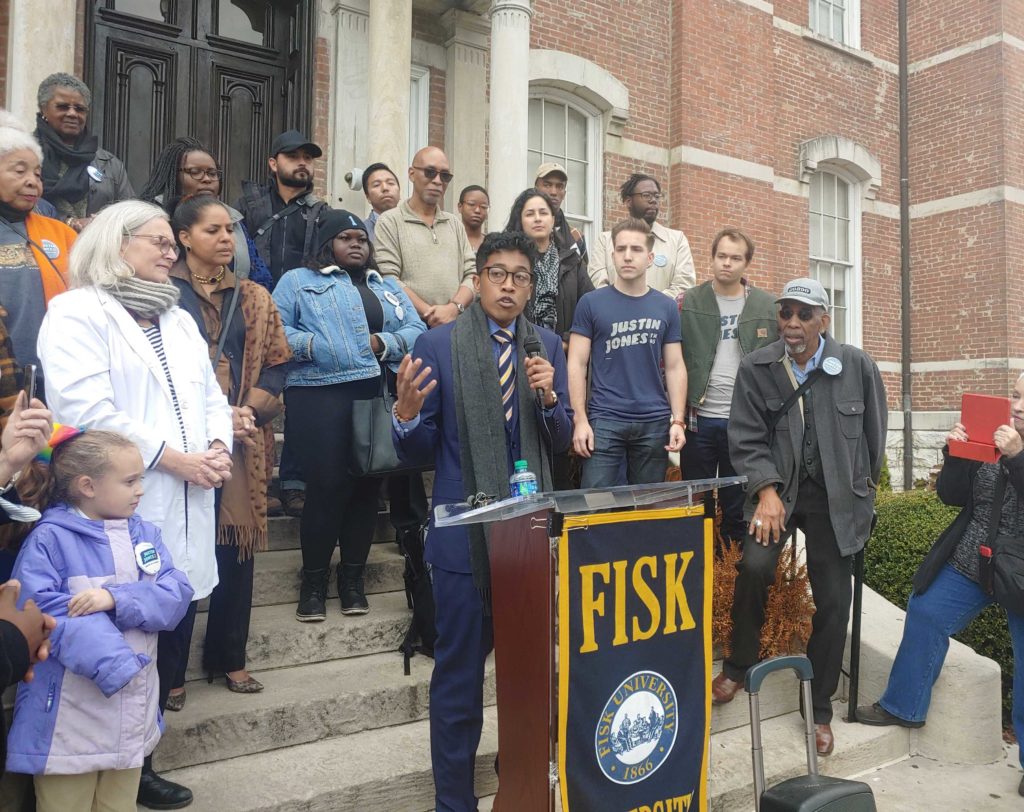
[185,590,411,681]
[159,653,496,772]
[197,545,407,612]
[708,702,911,811]
[151,706,499,812]
[266,513,395,551]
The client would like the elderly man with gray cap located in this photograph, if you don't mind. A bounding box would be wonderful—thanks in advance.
[710,277,887,757]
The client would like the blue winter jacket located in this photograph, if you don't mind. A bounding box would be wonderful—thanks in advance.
[6,506,193,775]
[272,266,426,387]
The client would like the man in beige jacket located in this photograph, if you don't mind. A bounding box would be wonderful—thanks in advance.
[588,173,695,299]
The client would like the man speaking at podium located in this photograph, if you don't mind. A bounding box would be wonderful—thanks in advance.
[392,231,573,811]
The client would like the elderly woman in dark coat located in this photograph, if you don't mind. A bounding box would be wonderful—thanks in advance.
[34,73,133,232]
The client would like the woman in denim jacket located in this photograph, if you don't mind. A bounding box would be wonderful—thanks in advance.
[272,210,425,621]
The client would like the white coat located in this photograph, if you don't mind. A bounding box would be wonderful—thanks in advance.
[37,286,233,600]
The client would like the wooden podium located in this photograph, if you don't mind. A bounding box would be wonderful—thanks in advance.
[435,478,742,811]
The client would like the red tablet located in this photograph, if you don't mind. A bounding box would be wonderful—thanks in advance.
[949,393,1012,463]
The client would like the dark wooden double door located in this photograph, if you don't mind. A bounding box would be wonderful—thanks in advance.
[87,0,315,201]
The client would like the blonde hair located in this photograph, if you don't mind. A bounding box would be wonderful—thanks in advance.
[0,109,43,164]
[69,200,169,288]
[50,431,137,506]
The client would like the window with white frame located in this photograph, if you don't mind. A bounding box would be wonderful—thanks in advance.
[527,93,601,243]
[808,0,859,47]
[408,66,430,168]
[808,170,857,345]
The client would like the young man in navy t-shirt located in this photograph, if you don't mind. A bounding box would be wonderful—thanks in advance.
[568,217,687,488]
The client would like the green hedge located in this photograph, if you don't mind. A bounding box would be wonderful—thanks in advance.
[867,488,1015,722]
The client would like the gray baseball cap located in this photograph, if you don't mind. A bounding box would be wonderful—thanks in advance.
[776,277,830,310]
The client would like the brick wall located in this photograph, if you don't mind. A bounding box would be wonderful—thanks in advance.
[312,35,331,197]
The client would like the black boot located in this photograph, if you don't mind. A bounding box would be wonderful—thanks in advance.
[296,567,328,622]
[137,757,193,810]
[339,563,369,615]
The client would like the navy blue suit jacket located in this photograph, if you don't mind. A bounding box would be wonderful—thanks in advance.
[393,321,573,573]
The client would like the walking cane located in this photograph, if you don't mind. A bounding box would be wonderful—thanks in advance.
[847,511,877,722]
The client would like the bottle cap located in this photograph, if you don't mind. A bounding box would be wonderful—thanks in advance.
[514,459,529,472]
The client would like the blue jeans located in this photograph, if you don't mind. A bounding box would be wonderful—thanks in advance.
[880,563,1024,766]
[581,417,668,489]
[681,416,746,543]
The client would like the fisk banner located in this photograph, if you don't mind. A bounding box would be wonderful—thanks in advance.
[558,506,711,812]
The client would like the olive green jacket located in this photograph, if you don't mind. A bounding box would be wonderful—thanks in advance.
[679,280,778,409]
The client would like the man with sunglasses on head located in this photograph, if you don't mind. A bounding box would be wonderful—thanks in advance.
[375,146,476,329]
[588,173,695,299]
[392,231,572,811]
[712,277,886,759]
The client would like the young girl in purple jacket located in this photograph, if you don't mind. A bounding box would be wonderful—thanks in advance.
[5,429,193,812]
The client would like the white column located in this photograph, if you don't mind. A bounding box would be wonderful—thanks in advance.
[486,0,532,224]
[329,1,370,217]
[7,0,77,124]
[443,10,490,211]
[367,0,412,185]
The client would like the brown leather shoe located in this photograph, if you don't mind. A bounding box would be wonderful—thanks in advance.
[711,672,743,704]
[814,723,834,756]
[280,489,305,518]
[267,495,283,517]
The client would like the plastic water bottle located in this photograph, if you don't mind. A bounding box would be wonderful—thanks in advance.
[509,459,538,498]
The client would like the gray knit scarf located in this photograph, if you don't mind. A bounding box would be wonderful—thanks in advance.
[105,277,181,320]
[452,302,554,613]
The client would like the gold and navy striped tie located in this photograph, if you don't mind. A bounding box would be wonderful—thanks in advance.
[494,328,515,425]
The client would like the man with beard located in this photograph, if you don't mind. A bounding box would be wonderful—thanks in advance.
[361,161,400,243]
[588,173,695,299]
[375,147,476,329]
[235,130,328,287]
[236,130,328,518]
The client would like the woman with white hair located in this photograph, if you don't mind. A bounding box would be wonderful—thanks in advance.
[857,372,1024,798]
[0,110,74,386]
[37,199,233,810]
[34,73,133,232]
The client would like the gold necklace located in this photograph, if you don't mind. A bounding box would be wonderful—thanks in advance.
[191,265,226,285]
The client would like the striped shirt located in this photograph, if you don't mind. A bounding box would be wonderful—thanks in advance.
[142,324,189,461]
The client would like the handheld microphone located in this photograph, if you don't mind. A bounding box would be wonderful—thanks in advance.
[523,336,545,406]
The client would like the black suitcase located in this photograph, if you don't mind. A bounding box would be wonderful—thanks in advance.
[745,655,876,812]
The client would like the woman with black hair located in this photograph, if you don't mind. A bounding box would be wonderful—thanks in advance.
[272,210,425,621]
[503,187,592,350]
[457,185,489,253]
[140,137,273,290]
[167,194,291,698]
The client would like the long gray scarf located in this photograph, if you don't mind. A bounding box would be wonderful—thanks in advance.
[105,277,181,320]
[452,302,554,612]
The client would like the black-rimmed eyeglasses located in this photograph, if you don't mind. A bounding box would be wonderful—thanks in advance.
[482,266,533,288]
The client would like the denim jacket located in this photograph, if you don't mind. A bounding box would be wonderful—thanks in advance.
[272,266,426,387]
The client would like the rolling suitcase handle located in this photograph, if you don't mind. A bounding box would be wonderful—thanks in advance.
[745,655,817,811]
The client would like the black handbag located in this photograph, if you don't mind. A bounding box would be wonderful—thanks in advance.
[349,366,430,477]
[980,469,1024,616]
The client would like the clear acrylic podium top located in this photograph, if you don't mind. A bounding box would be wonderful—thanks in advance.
[434,476,746,527]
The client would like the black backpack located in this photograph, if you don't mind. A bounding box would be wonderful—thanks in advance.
[397,524,437,675]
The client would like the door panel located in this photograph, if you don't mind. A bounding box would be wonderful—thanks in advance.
[196,50,284,201]
[95,36,192,189]
[88,0,310,197]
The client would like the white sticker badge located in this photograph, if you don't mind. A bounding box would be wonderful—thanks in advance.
[653,254,668,267]
[822,356,843,376]
[87,165,104,182]
[40,239,60,259]
[134,541,161,575]
[384,290,404,320]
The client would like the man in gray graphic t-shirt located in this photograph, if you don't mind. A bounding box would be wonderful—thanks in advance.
[679,228,777,543]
